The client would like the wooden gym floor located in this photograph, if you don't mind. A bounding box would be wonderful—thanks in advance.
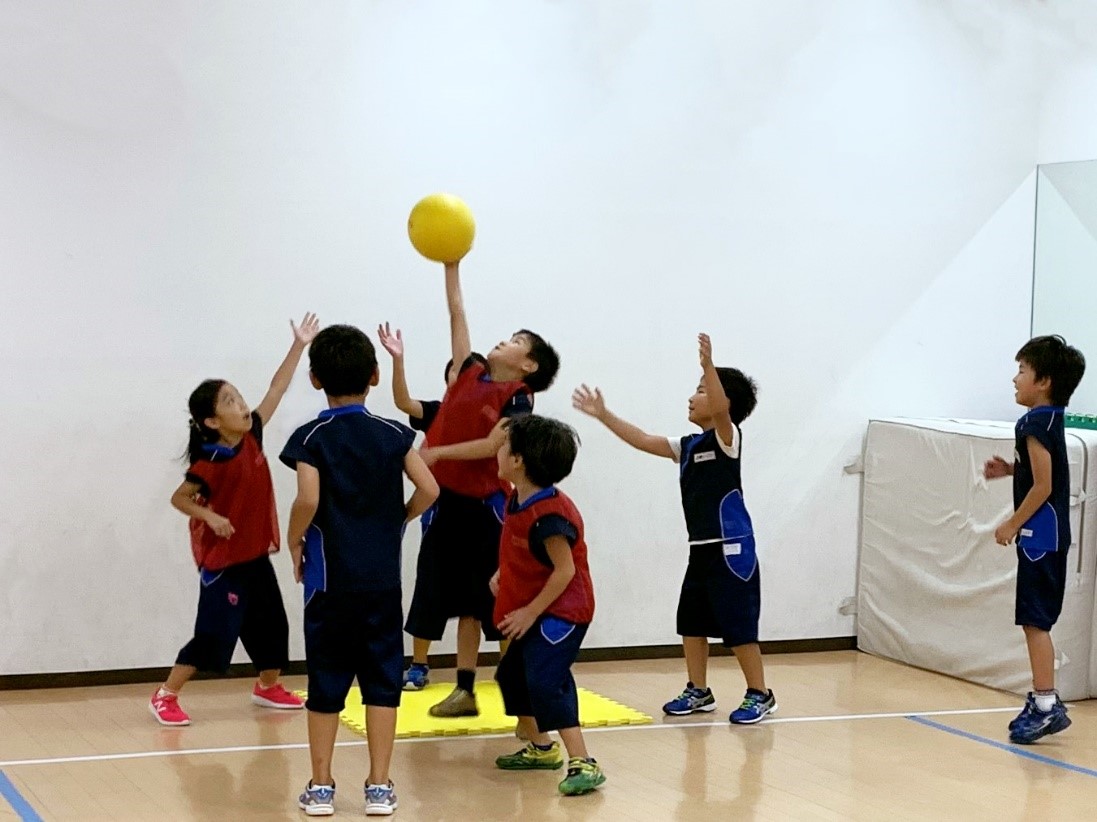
[2,651,1096,821]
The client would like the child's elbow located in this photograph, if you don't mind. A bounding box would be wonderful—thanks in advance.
[425,478,440,502]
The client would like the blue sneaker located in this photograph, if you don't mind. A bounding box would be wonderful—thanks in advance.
[662,682,717,715]
[1008,693,1037,733]
[364,781,398,816]
[298,781,335,816]
[1009,696,1071,745]
[729,689,777,724]
[402,663,429,691]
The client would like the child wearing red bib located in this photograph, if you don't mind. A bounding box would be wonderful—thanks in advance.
[149,313,319,726]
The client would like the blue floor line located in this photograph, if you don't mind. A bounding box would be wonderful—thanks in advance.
[0,769,44,821]
[907,715,1097,778]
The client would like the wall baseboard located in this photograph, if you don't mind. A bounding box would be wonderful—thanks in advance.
[0,636,856,691]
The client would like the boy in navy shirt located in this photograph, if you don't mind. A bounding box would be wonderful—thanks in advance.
[281,325,439,817]
[573,333,776,725]
[984,334,1085,744]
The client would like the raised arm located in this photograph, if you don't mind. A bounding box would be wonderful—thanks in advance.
[254,312,320,425]
[571,385,675,459]
[378,322,425,418]
[444,261,472,383]
[699,333,735,448]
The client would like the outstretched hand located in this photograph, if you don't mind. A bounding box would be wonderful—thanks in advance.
[571,384,607,419]
[378,322,405,358]
[289,311,320,342]
[292,312,320,345]
[698,332,713,367]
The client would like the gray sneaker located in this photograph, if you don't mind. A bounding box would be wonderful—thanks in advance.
[364,781,398,816]
[298,781,335,816]
[428,686,479,717]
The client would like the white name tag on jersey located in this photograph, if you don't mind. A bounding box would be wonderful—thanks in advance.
[693,451,716,463]
[723,543,742,556]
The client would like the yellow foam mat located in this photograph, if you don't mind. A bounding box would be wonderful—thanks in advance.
[296,682,651,739]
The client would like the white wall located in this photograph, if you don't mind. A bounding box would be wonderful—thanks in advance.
[1032,169,1097,411]
[0,0,1074,674]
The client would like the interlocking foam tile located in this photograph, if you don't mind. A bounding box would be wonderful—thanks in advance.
[296,682,651,739]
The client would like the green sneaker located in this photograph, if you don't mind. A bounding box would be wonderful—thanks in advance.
[558,757,606,796]
[428,687,479,718]
[495,742,564,770]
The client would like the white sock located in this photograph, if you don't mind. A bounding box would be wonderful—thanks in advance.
[156,686,176,698]
[1034,690,1058,712]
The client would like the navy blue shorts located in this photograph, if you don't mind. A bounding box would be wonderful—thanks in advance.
[1016,546,1069,631]
[304,588,404,713]
[676,543,761,647]
[405,488,504,642]
[175,555,290,674]
[494,616,588,732]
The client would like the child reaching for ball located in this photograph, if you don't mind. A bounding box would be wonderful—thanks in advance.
[377,322,488,692]
[150,313,319,726]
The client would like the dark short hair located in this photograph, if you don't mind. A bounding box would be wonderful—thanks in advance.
[309,325,377,396]
[507,414,579,487]
[1016,335,1086,406]
[515,329,559,393]
[716,367,758,424]
[444,352,487,383]
[184,378,227,464]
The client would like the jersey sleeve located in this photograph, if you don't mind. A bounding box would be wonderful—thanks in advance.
[278,426,316,470]
[184,464,212,497]
[249,411,264,450]
[457,356,483,376]
[1018,414,1060,457]
[529,513,579,567]
[667,436,686,463]
[410,400,442,432]
[501,389,534,419]
[392,420,416,455]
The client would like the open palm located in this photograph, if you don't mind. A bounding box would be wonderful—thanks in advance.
[571,384,606,418]
[292,312,320,344]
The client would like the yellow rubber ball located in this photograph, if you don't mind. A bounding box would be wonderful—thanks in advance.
[407,193,476,263]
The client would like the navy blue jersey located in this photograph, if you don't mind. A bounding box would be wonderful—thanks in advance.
[670,426,757,581]
[1013,406,1070,559]
[280,405,415,596]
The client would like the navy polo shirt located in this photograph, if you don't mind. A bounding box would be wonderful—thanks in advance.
[1013,406,1071,555]
[280,405,415,594]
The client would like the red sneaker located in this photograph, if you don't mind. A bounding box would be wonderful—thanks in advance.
[149,689,191,726]
[251,682,304,710]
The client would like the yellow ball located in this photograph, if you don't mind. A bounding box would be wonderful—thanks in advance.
[407,193,476,263]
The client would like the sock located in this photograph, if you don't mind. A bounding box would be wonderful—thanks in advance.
[1034,690,1058,712]
[156,686,176,698]
[365,782,391,790]
[532,741,555,751]
[687,681,709,693]
[746,688,769,698]
[309,781,333,791]
[410,661,429,671]
[456,669,475,693]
